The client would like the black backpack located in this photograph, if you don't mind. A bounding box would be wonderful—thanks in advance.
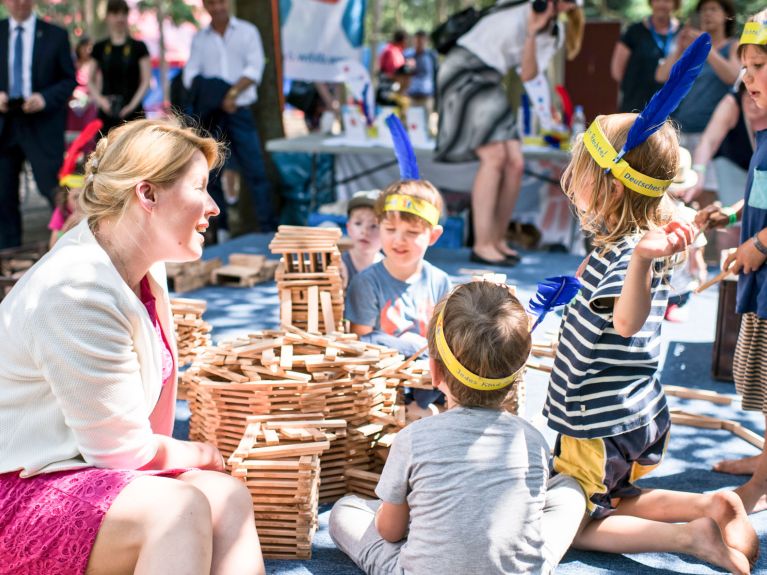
[431,0,528,55]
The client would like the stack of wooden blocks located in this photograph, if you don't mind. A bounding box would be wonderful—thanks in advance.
[211,253,280,287]
[228,414,346,559]
[171,297,212,367]
[269,226,345,334]
[181,325,410,499]
[166,258,221,293]
[0,242,47,301]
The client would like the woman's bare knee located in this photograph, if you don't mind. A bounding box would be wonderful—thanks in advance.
[86,476,213,575]
[476,141,508,171]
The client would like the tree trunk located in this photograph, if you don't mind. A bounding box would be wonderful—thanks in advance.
[234,0,285,233]
[369,0,381,79]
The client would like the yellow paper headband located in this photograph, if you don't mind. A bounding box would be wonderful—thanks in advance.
[434,301,523,392]
[740,21,767,46]
[582,120,672,198]
[383,194,440,226]
[60,174,85,189]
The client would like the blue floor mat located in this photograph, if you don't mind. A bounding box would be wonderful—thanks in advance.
[175,235,767,574]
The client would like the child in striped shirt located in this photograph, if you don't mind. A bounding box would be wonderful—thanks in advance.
[545,112,758,574]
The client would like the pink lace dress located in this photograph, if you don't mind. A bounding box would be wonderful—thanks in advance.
[0,276,188,575]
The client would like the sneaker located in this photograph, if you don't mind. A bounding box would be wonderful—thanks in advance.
[664,303,689,323]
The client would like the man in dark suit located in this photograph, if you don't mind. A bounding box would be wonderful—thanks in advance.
[0,0,76,248]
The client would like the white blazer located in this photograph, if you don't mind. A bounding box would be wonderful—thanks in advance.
[0,220,178,477]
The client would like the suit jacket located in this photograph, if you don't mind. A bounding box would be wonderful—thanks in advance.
[0,220,178,477]
[0,17,76,155]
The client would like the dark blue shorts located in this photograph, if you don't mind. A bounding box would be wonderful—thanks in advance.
[552,408,671,518]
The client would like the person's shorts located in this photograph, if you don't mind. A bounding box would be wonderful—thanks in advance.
[552,408,670,519]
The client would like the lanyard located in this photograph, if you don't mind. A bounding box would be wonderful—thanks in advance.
[647,19,676,57]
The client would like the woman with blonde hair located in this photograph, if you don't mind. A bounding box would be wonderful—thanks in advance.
[0,117,264,575]
[435,0,583,266]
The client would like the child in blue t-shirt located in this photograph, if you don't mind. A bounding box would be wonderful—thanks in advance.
[346,179,451,419]
[696,11,767,515]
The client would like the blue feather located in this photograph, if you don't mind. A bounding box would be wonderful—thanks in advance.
[385,114,420,180]
[528,275,582,332]
[617,33,711,162]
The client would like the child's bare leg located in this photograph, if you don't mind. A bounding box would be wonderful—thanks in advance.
[574,515,750,575]
[735,443,767,514]
[611,489,758,564]
[714,417,766,476]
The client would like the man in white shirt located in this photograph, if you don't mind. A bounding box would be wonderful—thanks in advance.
[183,0,276,235]
[0,0,76,248]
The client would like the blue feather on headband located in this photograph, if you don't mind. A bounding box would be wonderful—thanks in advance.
[616,33,711,163]
[529,275,582,332]
[385,114,420,180]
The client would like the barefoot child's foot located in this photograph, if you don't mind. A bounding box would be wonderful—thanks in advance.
[685,517,751,575]
[706,491,760,566]
[735,481,767,515]
[405,402,439,423]
[714,455,761,476]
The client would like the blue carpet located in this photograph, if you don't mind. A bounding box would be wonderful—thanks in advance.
[175,234,767,574]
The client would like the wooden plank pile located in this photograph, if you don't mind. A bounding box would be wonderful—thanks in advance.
[670,408,764,449]
[170,297,212,367]
[0,241,47,301]
[166,258,221,293]
[268,226,345,334]
[182,325,409,501]
[228,415,346,559]
[211,253,279,287]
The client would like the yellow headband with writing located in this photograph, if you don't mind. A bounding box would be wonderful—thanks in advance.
[582,120,671,198]
[383,194,440,226]
[434,304,523,392]
[740,21,767,46]
[60,174,85,188]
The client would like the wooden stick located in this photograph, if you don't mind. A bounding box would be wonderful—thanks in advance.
[695,268,734,294]
[371,345,428,378]
[663,385,732,405]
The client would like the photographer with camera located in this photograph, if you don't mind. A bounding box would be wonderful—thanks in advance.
[435,0,583,266]
[89,0,151,137]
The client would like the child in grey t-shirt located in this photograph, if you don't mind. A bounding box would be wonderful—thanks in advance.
[330,281,586,574]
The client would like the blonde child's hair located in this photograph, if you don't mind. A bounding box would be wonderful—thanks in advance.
[561,113,679,250]
[738,10,767,58]
[374,179,444,228]
[427,282,531,409]
[80,116,224,230]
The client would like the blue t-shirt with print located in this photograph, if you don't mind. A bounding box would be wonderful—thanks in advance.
[345,260,451,337]
[737,129,767,318]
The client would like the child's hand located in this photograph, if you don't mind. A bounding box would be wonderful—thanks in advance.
[635,221,696,261]
[723,239,767,275]
[694,204,730,230]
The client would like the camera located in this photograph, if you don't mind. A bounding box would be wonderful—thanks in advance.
[531,0,576,14]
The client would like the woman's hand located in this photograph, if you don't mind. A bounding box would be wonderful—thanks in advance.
[723,239,767,275]
[635,221,696,261]
[694,203,730,230]
[528,1,555,34]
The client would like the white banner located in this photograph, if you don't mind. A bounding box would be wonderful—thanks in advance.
[280,0,366,83]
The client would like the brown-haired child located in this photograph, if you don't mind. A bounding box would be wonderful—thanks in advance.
[340,190,383,288]
[345,178,451,420]
[330,280,586,574]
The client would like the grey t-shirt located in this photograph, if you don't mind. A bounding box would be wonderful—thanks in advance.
[376,407,550,574]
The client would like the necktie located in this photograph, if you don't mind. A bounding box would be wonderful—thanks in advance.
[10,25,23,99]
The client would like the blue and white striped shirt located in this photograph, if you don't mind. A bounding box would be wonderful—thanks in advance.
[543,236,671,439]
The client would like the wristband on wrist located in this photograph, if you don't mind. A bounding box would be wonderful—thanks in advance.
[692,163,706,174]
[721,207,738,228]
[753,233,767,256]
[227,87,239,99]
